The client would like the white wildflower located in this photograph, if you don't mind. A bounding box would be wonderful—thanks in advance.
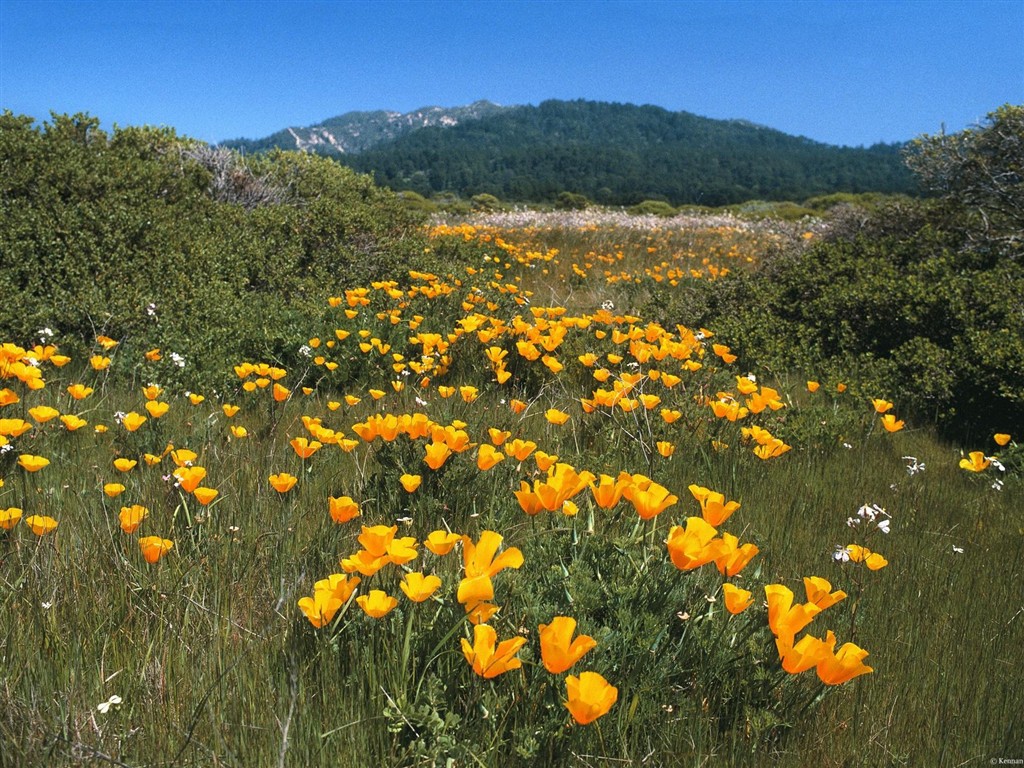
[902,456,926,475]
[97,695,122,714]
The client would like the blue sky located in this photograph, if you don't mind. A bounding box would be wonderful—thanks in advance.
[1,0,1021,147]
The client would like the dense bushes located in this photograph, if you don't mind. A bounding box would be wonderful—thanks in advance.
[0,112,432,388]
[644,107,1024,441]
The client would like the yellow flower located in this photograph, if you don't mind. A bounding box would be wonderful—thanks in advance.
[0,418,32,437]
[959,451,991,472]
[765,584,821,645]
[424,530,461,555]
[623,479,678,520]
[298,574,360,628]
[565,671,618,725]
[145,400,170,419]
[423,441,453,470]
[400,474,422,492]
[269,472,298,494]
[815,630,873,685]
[775,633,828,674]
[222,404,240,417]
[121,412,147,432]
[60,414,88,431]
[476,444,506,471]
[174,466,207,493]
[96,335,118,350]
[545,408,570,425]
[538,616,597,674]
[328,495,361,524]
[356,589,399,618]
[722,583,754,614]
[871,398,893,414]
[193,487,219,505]
[0,506,24,530]
[18,454,49,472]
[461,623,526,679]
[399,572,442,602]
[119,505,149,534]
[666,517,719,571]
[994,433,1012,446]
[806,380,820,393]
[28,405,60,423]
[290,437,322,459]
[589,473,632,509]
[656,440,675,458]
[142,384,163,401]
[90,355,111,371]
[230,425,248,439]
[103,482,126,498]
[25,514,58,536]
[145,348,162,361]
[0,387,20,406]
[687,484,740,527]
[803,576,847,610]
[880,413,904,432]
[139,536,174,563]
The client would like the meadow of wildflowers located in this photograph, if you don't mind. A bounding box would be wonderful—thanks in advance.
[0,215,1021,767]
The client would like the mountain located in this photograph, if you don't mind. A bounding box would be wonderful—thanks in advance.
[221,100,507,155]
[225,99,917,206]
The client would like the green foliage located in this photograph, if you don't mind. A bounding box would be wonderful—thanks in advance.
[904,104,1024,256]
[470,192,505,212]
[627,199,678,217]
[554,191,590,210]
[0,112,427,390]
[340,100,917,206]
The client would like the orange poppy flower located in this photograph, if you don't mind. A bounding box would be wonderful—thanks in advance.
[139,536,173,563]
[565,671,618,725]
[269,472,298,493]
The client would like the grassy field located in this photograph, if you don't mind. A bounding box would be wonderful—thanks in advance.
[1,212,1020,767]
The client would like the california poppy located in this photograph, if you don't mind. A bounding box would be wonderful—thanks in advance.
[119,505,149,534]
[565,671,618,725]
[139,536,173,563]
[269,472,298,493]
[328,495,361,524]
[722,583,754,615]
[538,616,597,674]
[356,589,399,618]
[461,623,526,679]
[399,572,442,602]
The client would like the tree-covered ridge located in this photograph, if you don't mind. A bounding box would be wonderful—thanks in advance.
[339,100,915,206]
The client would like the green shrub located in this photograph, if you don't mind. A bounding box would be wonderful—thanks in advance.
[0,112,427,390]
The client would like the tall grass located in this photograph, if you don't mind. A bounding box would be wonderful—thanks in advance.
[1,217,1020,767]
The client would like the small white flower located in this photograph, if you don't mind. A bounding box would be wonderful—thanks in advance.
[877,519,891,534]
[298,345,312,358]
[97,694,122,714]
[833,546,851,563]
[41,601,53,610]
[902,456,926,475]
[113,411,126,424]
[952,545,964,554]
[991,478,1005,492]
[146,303,158,317]
[169,352,186,368]
[989,457,1006,472]
[842,442,853,450]
[415,397,428,407]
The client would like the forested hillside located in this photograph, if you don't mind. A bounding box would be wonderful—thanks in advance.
[340,100,915,205]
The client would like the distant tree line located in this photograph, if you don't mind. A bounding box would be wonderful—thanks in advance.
[338,100,916,206]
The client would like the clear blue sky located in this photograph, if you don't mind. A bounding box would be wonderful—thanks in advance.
[1,0,1021,147]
